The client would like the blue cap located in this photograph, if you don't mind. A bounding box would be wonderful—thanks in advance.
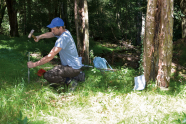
[47,17,64,28]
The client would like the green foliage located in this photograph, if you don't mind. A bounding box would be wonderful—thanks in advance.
[1,0,149,45]
[88,0,146,43]
[173,0,183,41]
[0,0,183,46]
[1,7,9,36]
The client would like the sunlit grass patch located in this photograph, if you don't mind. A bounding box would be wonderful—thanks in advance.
[16,90,185,124]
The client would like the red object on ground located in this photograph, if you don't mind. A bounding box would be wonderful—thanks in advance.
[37,69,46,76]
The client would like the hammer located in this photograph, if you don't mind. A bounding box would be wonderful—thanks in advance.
[28,29,37,40]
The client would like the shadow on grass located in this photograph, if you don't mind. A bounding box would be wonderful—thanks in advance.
[0,47,44,88]
[0,34,55,56]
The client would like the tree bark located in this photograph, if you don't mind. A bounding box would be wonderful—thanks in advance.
[61,0,69,30]
[74,0,82,55]
[141,13,146,41]
[23,0,26,35]
[74,0,89,64]
[26,0,31,33]
[144,0,173,88]
[6,0,19,37]
[0,0,6,29]
[84,0,89,64]
[180,0,186,38]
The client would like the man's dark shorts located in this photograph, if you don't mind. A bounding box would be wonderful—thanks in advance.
[43,65,81,84]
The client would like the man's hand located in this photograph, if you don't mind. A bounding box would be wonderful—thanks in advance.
[34,36,40,42]
[27,61,36,68]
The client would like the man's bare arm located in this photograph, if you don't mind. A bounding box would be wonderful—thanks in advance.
[27,47,62,68]
[35,32,55,42]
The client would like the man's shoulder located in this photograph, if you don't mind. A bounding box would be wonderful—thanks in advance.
[64,30,72,36]
[59,30,72,38]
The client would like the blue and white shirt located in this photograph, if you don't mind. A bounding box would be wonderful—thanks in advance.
[54,30,83,69]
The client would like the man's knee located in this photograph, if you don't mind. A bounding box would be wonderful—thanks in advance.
[43,72,52,82]
[43,72,48,80]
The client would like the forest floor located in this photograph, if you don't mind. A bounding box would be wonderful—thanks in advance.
[99,39,186,79]
[101,40,141,69]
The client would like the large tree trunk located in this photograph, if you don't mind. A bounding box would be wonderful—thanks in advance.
[180,0,186,38]
[74,0,89,64]
[6,0,19,37]
[144,0,173,88]
[0,0,6,29]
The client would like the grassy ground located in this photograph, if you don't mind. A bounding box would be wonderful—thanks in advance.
[0,35,186,124]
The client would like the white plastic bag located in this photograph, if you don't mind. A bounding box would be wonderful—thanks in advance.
[133,74,146,90]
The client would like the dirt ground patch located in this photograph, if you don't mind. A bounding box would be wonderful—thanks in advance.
[100,41,141,69]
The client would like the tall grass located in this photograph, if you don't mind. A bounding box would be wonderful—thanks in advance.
[0,35,186,124]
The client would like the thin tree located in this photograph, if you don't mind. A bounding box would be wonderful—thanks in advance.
[74,0,89,64]
[60,0,69,30]
[180,0,186,38]
[144,0,174,87]
[26,0,31,33]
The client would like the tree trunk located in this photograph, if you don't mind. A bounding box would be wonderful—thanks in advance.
[26,0,31,33]
[74,0,89,64]
[0,0,6,29]
[180,0,186,38]
[6,0,19,37]
[144,0,173,88]
[84,0,89,64]
[23,0,26,35]
[141,13,146,41]
[61,0,69,30]
[74,0,82,56]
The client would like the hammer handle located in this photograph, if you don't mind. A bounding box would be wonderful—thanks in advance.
[32,35,37,40]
